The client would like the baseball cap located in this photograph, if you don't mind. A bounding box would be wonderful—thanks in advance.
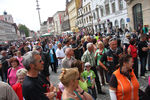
[85,62,91,67]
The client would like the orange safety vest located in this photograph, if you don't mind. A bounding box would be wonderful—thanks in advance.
[113,68,139,100]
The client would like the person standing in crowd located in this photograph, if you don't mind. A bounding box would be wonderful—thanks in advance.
[138,34,149,79]
[63,39,72,52]
[83,36,92,51]
[48,44,58,73]
[123,34,131,54]
[7,57,23,86]
[0,81,19,100]
[62,48,76,68]
[1,50,9,82]
[82,43,105,94]
[22,50,56,100]
[95,41,107,85]
[59,68,93,100]
[128,39,138,78]
[71,60,88,93]
[56,43,65,68]
[109,54,139,100]
[103,37,109,49]
[143,25,149,34]
[12,68,27,100]
[35,45,50,80]
[16,51,24,67]
[82,62,97,100]
[99,38,122,82]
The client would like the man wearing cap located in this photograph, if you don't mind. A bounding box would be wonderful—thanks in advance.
[82,43,105,94]
[99,38,122,83]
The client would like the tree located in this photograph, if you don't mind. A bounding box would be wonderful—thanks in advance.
[18,24,29,37]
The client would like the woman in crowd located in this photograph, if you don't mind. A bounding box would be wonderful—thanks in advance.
[109,54,139,100]
[12,68,27,100]
[59,68,93,100]
[71,60,88,93]
[7,57,23,86]
[16,51,24,67]
[95,41,107,85]
[128,39,138,78]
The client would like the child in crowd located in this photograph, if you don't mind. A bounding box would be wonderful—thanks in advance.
[81,62,97,100]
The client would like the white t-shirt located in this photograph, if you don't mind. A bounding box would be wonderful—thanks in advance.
[56,48,65,67]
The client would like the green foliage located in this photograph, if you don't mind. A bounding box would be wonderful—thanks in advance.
[18,24,29,37]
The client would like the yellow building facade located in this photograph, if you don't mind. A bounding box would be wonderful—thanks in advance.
[67,0,81,32]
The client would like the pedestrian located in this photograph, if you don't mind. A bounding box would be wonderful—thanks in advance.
[7,57,24,86]
[128,38,138,78]
[12,68,27,100]
[138,34,149,79]
[62,48,76,68]
[99,38,122,82]
[59,68,93,100]
[22,50,56,100]
[56,43,65,68]
[0,81,19,100]
[109,54,139,100]
[82,43,105,94]
[48,44,58,73]
[95,41,107,85]
[82,62,97,100]
[35,45,50,80]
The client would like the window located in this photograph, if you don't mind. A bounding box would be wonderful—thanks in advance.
[86,17,88,23]
[89,5,91,11]
[84,18,86,23]
[93,12,96,19]
[120,19,125,29]
[86,7,88,12]
[115,20,119,27]
[89,16,91,21]
[105,4,110,15]
[100,8,104,17]
[119,0,123,10]
[112,2,115,13]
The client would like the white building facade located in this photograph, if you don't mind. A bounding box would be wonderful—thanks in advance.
[91,0,129,34]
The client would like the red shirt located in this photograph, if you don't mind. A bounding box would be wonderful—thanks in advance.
[128,44,137,58]
[12,83,23,100]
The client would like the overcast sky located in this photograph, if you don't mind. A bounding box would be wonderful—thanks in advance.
[0,0,66,31]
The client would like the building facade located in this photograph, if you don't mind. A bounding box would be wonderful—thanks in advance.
[47,17,55,35]
[0,11,14,23]
[125,0,150,31]
[40,21,48,34]
[91,0,128,34]
[53,11,65,35]
[0,20,18,41]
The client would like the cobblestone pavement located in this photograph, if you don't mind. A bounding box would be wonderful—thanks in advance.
[50,67,150,100]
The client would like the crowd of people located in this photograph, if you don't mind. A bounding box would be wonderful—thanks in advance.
[0,31,150,100]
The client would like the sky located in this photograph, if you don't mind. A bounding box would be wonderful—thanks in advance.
[0,0,66,31]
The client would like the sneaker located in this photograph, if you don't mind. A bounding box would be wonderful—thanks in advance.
[141,76,146,79]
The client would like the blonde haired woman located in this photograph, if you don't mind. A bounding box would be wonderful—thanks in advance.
[60,68,93,100]
[12,68,27,100]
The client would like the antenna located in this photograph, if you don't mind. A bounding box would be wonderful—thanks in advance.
[36,0,42,25]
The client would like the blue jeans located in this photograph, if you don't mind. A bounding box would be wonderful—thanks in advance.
[140,56,147,76]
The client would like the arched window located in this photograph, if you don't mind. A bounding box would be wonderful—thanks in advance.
[119,0,123,10]
[120,19,125,29]
[115,20,119,27]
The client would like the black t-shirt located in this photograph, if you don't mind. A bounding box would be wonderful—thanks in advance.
[138,41,148,57]
[22,75,50,100]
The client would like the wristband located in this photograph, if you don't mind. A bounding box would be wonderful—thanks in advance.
[80,90,84,95]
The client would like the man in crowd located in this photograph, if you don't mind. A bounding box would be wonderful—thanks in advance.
[22,50,55,100]
[0,81,19,100]
[138,34,149,78]
[56,43,65,68]
[62,48,76,68]
[82,43,105,94]
[99,38,122,82]
[35,46,50,80]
